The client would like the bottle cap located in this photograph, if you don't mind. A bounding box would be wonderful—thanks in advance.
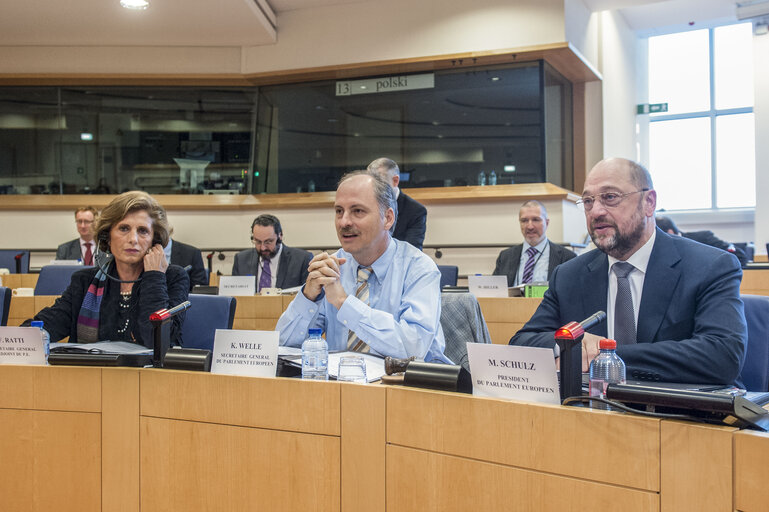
[599,339,617,350]
[308,328,322,336]
[31,320,43,328]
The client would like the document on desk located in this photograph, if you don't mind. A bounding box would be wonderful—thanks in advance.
[278,347,386,382]
[50,341,153,355]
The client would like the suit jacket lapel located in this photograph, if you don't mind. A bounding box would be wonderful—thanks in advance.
[510,245,523,284]
[276,247,289,289]
[637,231,681,343]
[581,250,609,337]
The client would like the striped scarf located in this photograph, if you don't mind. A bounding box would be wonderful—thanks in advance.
[76,267,108,343]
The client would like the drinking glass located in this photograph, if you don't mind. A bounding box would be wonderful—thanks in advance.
[337,355,367,383]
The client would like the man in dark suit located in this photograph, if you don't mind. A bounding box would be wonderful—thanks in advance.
[511,158,746,385]
[493,200,576,286]
[165,239,208,290]
[231,214,313,291]
[368,158,427,250]
[56,206,98,264]
[656,215,748,268]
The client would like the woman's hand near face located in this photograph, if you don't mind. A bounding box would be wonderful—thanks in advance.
[143,244,168,273]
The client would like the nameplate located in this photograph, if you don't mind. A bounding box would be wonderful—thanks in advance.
[218,275,256,296]
[211,329,279,377]
[0,327,45,365]
[467,343,560,404]
[468,275,509,297]
[49,260,82,265]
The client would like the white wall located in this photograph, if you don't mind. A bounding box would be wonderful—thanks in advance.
[753,28,769,255]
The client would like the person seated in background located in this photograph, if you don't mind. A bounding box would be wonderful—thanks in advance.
[655,215,748,268]
[164,238,208,290]
[231,214,313,292]
[56,206,99,265]
[276,170,451,363]
[510,158,746,385]
[493,200,577,286]
[30,191,189,348]
[367,157,427,250]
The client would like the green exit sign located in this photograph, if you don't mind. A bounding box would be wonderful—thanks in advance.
[637,103,669,114]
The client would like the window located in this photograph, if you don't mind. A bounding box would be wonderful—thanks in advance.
[647,23,754,210]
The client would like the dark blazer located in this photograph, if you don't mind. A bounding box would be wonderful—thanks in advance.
[170,239,208,289]
[493,240,577,287]
[231,244,313,289]
[684,230,748,268]
[393,192,427,250]
[33,264,190,349]
[510,228,747,385]
[56,239,85,261]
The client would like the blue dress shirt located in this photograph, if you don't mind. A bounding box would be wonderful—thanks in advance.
[276,238,451,363]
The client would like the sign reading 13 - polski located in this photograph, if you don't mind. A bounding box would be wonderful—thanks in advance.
[336,73,435,96]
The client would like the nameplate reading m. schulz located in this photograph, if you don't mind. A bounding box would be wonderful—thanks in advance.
[0,327,45,365]
[468,275,509,298]
[211,329,279,377]
[218,275,256,296]
[467,343,560,404]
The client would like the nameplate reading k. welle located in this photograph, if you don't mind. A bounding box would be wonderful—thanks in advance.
[467,344,560,405]
[211,329,279,377]
[0,327,45,365]
[468,275,509,298]
[218,275,256,296]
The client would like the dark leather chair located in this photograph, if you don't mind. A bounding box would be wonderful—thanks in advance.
[181,294,237,351]
[739,294,769,391]
[0,250,30,274]
[0,286,10,326]
[437,265,458,288]
[34,265,88,295]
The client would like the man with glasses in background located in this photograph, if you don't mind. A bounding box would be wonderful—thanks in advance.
[510,158,747,386]
[232,214,313,292]
[56,206,99,265]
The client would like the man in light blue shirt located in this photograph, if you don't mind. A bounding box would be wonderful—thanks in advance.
[276,170,451,363]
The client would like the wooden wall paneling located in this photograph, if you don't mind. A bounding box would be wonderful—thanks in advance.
[386,387,660,491]
[140,370,340,435]
[386,445,659,512]
[341,384,386,512]
[140,416,340,512]
[734,430,769,512]
[102,368,140,512]
[660,421,735,512]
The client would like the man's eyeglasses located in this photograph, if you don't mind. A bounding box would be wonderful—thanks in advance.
[576,188,649,211]
[251,237,278,247]
[76,219,94,225]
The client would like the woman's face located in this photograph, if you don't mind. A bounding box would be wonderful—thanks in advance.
[109,210,155,266]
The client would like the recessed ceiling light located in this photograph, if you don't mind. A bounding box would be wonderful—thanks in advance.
[491,76,501,81]
[120,0,149,10]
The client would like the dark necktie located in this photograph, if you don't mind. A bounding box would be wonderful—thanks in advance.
[258,258,271,292]
[83,242,93,266]
[521,246,538,284]
[613,262,636,345]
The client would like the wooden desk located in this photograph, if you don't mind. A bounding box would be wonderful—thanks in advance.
[741,268,769,296]
[0,366,758,512]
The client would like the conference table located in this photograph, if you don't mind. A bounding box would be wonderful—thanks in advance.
[0,365,767,511]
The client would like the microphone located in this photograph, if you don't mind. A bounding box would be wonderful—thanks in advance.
[149,300,192,322]
[554,311,607,401]
[206,251,215,275]
[150,300,192,368]
[555,311,607,341]
[14,252,23,274]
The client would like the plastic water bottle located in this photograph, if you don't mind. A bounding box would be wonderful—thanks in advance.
[30,320,50,365]
[489,170,497,185]
[477,171,487,186]
[588,338,625,410]
[302,328,328,380]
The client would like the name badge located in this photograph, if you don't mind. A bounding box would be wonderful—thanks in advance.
[218,275,256,296]
[467,343,560,405]
[0,327,46,365]
[468,275,509,297]
[211,329,279,377]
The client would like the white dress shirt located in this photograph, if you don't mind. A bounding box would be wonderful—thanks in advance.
[514,237,551,285]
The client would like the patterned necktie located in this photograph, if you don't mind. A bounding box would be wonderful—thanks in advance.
[613,262,636,345]
[258,258,271,292]
[83,242,93,266]
[521,246,538,284]
[347,266,373,352]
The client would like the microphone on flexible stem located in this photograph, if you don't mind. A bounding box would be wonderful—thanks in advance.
[149,300,192,368]
[14,252,23,274]
[206,251,215,276]
[554,311,606,401]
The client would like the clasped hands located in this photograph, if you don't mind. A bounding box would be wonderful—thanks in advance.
[303,252,348,309]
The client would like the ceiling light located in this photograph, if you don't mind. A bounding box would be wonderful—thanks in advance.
[120,0,149,10]
[491,77,501,81]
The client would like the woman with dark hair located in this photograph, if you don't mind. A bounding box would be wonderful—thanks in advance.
[32,191,189,347]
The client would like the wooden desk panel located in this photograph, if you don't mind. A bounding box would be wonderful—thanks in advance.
[0,365,101,412]
[386,387,660,491]
[741,269,769,296]
[386,445,659,512]
[102,369,140,512]
[140,371,341,435]
[141,416,340,512]
[734,430,769,512]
